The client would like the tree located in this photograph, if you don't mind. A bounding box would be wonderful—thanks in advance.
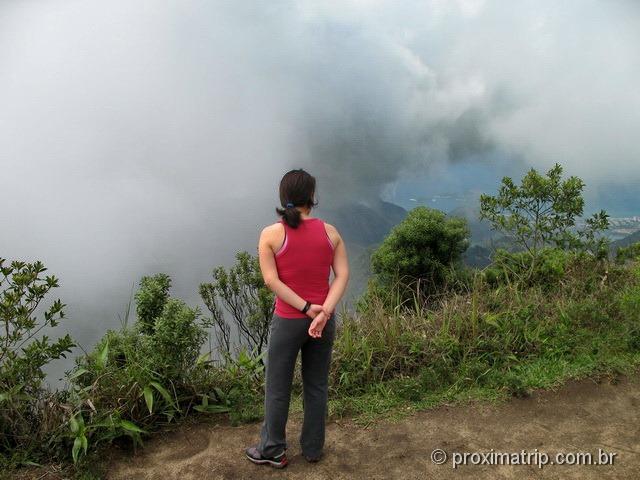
[200,252,274,360]
[370,206,470,297]
[479,163,610,264]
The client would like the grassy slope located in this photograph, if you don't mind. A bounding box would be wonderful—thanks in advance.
[288,256,640,425]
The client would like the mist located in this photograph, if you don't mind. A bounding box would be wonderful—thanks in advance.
[1,0,639,382]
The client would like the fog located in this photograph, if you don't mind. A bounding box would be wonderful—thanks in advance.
[1,0,639,382]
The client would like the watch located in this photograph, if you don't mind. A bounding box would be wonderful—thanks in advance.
[301,301,311,314]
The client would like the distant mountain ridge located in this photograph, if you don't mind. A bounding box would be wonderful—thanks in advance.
[321,200,408,246]
[611,230,640,250]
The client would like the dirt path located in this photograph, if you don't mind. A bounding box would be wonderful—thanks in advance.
[107,374,640,480]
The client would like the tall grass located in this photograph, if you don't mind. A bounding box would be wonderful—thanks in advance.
[328,252,640,419]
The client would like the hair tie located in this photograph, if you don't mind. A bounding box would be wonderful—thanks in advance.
[286,202,294,208]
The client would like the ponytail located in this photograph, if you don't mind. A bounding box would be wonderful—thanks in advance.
[275,203,302,228]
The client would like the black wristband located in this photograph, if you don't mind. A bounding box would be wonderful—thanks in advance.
[301,301,311,314]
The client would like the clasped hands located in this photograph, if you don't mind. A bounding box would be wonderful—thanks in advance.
[305,304,332,338]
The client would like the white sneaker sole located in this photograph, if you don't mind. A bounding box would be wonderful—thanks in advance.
[245,452,288,469]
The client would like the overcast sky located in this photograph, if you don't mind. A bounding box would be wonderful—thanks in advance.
[1,0,639,381]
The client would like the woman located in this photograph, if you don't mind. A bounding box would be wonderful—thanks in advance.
[245,168,349,469]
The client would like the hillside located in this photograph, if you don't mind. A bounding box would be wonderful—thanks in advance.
[611,230,640,250]
[321,200,408,301]
[323,200,408,247]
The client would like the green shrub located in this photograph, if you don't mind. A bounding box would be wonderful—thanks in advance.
[151,298,208,378]
[67,274,215,463]
[615,241,640,264]
[200,251,274,359]
[369,206,470,299]
[135,273,171,334]
[206,349,265,425]
[501,370,530,398]
[482,247,613,292]
[418,364,454,391]
[0,258,74,463]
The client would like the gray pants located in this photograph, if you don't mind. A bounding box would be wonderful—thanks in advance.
[258,312,336,459]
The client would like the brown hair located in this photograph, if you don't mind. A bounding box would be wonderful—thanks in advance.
[275,169,318,228]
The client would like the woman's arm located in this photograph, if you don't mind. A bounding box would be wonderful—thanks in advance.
[258,224,310,313]
[308,224,349,337]
[322,224,349,315]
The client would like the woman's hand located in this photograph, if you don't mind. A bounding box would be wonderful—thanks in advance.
[308,310,328,338]
[306,303,323,319]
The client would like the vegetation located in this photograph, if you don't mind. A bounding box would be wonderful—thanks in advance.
[200,251,274,359]
[1,259,74,466]
[134,273,171,335]
[67,274,213,461]
[616,241,640,265]
[369,206,470,299]
[1,270,262,474]
[329,250,640,421]
[479,163,610,265]
[3,164,640,478]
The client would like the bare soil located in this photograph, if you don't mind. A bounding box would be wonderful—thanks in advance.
[103,373,640,480]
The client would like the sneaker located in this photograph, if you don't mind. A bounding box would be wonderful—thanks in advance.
[245,446,288,469]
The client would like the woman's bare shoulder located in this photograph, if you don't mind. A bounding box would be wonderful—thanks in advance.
[323,221,340,234]
[260,222,284,238]
[322,221,342,245]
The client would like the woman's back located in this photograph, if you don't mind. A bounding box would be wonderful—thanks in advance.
[274,217,334,318]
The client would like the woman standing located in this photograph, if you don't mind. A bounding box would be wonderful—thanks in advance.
[245,169,349,468]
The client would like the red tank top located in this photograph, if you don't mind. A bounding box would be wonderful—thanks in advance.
[274,217,335,318]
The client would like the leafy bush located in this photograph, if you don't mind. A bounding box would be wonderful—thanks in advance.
[199,349,265,425]
[369,206,470,299]
[67,274,215,463]
[0,258,74,462]
[151,298,209,378]
[200,251,274,359]
[134,273,171,334]
[615,241,640,265]
[483,247,575,287]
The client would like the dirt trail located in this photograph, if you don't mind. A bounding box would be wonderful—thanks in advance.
[107,374,640,480]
